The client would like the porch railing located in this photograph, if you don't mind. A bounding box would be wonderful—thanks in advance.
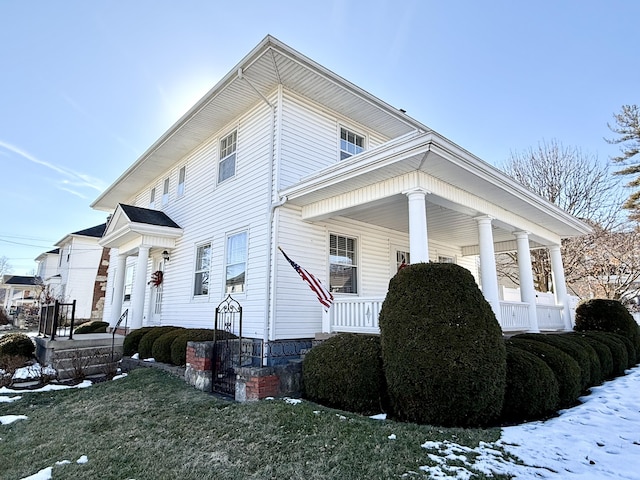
[325,297,569,334]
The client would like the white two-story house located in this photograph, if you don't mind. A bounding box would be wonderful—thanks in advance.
[91,36,591,364]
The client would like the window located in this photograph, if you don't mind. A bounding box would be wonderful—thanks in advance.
[329,234,357,293]
[193,243,211,296]
[177,166,186,197]
[149,187,156,209]
[218,130,237,183]
[162,178,170,205]
[225,231,247,293]
[340,127,364,160]
[396,250,410,271]
[438,255,454,264]
[123,265,135,301]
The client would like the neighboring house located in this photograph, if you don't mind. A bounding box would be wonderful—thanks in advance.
[36,224,110,322]
[91,36,591,364]
[0,275,39,313]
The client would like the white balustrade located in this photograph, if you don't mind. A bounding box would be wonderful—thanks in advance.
[499,302,531,332]
[330,297,383,334]
[536,305,564,331]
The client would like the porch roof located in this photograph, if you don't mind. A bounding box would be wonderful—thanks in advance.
[280,131,592,249]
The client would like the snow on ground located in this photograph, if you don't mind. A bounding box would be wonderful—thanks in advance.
[1,356,639,479]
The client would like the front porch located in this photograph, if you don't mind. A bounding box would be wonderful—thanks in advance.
[322,295,573,335]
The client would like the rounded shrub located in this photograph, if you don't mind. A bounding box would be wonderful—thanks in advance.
[379,262,506,427]
[582,332,628,377]
[138,326,183,360]
[567,332,614,380]
[507,337,581,407]
[151,329,189,364]
[74,321,109,334]
[0,333,35,358]
[559,333,603,387]
[574,298,640,362]
[599,332,637,369]
[513,333,592,390]
[123,326,156,356]
[170,329,237,366]
[502,342,560,423]
[303,334,387,415]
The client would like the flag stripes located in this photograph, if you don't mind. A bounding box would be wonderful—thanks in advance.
[278,247,334,310]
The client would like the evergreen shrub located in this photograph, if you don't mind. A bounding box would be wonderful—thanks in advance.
[601,332,637,368]
[123,327,155,356]
[502,342,560,423]
[507,337,581,407]
[303,334,387,415]
[559,334,603,386]
[567,332,614,380]
[513,333,592,390]
[170,329,237,366]
[574,298,640,362]
[0,333,34,358]
[582,332,628,377]
[152,329,189,364]
[138,326,183,360]
[379,262,506,427]
[74,321,109,334]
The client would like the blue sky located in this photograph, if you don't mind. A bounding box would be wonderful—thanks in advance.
[1,0,638,274]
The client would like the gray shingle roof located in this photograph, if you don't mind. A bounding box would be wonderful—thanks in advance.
[119,204,181,228]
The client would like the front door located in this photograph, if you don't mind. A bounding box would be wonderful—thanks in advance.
[148,258,164,325]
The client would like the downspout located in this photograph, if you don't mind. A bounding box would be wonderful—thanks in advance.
[238,68,286,365]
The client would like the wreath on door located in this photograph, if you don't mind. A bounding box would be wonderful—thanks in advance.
[149,270,163,287]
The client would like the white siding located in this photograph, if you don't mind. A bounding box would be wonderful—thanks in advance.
[60,237,104,320]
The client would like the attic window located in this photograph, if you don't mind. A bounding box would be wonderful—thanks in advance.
[149,187,156,209]
[218,130,237,184]
[340,127,364,160]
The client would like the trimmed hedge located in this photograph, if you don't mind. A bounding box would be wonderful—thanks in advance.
[151,329,189,364]
[138,326,183,360]
[74,321,109,334]
[379,263,506,427]
[0,333,35,358]
[303,334,387,415]
[567,332,614,380]
[123,327,156,356]
[599,332,637,369]
[513,333,592,390]
[559,334,604,386]
[170,329,237,366]
[582,332,628,377]
[507,337,581,407]
[574,298,640,362]
[502,343,560,423]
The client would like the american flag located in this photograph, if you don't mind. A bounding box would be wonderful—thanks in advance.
[278,246,334,310]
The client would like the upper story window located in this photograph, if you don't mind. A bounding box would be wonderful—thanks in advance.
[340,127,365,160]
[193,243,211,296]
[225,231,247,293]
[162,178,170,206]
[329,233,358,294]
[149,187,156,209]
[218,130,237,184]
[177,166,186,197]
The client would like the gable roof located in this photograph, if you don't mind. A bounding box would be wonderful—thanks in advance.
[2,275,38,286]
[91,35,420,211]
[71,224,106,238]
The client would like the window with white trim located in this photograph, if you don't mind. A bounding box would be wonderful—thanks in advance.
[123,265,135,301]
[225,231,247,293]
[396,250,410,271]
[438,255,454,264]
[340,127,365,160]
[149,187,156,209]
[177,166,186,197]
[329,234,358,293]
[218,130,237,183]
[193,243,211,296]
[162,178,170,205]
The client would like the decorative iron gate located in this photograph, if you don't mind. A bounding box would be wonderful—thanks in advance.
[38,300,77,340]
[212,295,242,396]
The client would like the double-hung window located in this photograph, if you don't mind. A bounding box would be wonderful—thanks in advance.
[177,166,186,197]
[123,265,135,301]
[329,234,358,293]
[340,127,364,160]
[193,243,211,296]
[225,231,247,293]
[149,187,156,209]
[162,178,170,205]
[218,130,237,184]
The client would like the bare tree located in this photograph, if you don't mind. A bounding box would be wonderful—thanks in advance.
[607,104,640,220]
[499,139,624,292]
[0,256,12,278]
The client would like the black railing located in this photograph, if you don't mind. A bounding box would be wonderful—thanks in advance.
[111,309,128,363]
[38,300,77,340]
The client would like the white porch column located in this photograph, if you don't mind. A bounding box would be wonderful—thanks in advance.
[404,188,430,263]
[514,231,540,332]
[549,244,572,330]
[475,216,501,322]
[110,249,127,329]
[131,245,150,329]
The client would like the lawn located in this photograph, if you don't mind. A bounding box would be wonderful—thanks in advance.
[0,368,512,479]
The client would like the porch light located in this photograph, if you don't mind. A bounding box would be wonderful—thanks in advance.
[162,250,170,262]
